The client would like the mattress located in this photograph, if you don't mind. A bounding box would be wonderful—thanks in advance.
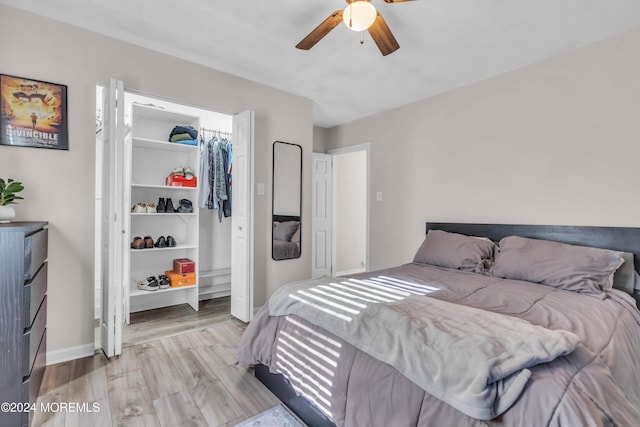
[237,263,640,427]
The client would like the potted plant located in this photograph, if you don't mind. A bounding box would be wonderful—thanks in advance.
[0,178,24,223]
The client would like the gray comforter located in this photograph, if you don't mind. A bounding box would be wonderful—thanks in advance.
[237,263,640,426]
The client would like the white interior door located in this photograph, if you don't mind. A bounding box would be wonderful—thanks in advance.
[230,111,255,322]
[99,79,124,358]
[312,153,332,278]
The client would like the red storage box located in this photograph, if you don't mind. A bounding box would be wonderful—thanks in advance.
[173,258,195,274]
[166,174,197,187]
[165,270,196,288]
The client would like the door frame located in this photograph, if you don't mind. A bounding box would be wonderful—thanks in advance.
[326,143,370,277]
[94,81,255,356]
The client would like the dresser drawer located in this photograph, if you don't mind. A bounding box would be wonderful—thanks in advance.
[22,297,46,378]
[21,330,46,427]
[23,262,47,330]
[24,227,47,282]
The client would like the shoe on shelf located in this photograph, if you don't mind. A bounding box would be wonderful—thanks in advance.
[170,166,185,177]
[165,198,176,213]
[184,166,194,179]
[158,274,170,289]
[143,236,154,249]
[137,276,159,291]
[177,198,193,213]
[130,236,145,249]
[155,236,167,248]
[157,197,166,213]
[131,202,146,213]
[146,203,157,213]
[166,235,177,247]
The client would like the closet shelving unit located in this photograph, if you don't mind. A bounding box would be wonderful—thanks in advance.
[124,104,201,320]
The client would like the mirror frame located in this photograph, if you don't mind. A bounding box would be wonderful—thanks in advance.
[272,141,302,261]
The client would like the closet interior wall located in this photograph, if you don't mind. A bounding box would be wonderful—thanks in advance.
[128,92,234,313]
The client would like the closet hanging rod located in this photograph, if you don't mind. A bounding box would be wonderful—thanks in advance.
[200,127,232,138]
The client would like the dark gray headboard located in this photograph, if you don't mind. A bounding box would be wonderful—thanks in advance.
[425,222,640,276]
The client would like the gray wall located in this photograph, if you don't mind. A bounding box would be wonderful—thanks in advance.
[326,27,640,271]
[0,5,313,357]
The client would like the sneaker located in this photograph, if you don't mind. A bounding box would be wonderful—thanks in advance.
[177,199,193,213]
[184,166,194,179]
[131,203,146,213]
[166,235,177,247]
[170,166,185,176]
[137,276,159,291]
[146,203,157,213]
[158,274,170,289]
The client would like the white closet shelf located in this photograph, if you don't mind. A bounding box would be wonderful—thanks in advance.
[198,286,231,301]
[130,244,197,253]
[199,268,231,278]
[131,212,197,217]
[132,183,198,191]
[133,137,198,152]
[132,103,199,123]
[130,280,196,298]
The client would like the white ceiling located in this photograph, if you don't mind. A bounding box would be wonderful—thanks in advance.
[2,0,640,127]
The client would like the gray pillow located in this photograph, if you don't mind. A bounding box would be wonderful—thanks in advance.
[273,221,300,242]
[413,230,495,273]
[492,236,624,298]
[612,252,635,294]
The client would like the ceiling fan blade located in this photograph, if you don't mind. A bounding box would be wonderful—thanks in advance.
[367,12,400,56]
[296,10,344,50]
[382,0,415,3]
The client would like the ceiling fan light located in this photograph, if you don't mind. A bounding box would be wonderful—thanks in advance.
[343,2,377,32]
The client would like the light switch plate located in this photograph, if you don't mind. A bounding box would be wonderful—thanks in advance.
[376,191,383,202]
[257,183,265,196]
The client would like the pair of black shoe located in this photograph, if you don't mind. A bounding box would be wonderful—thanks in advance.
[157,198,193,213]
[155,235,176,248]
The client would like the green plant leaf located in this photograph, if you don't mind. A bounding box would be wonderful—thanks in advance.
[0,178,24,206]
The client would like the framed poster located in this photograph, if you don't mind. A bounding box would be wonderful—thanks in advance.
[0,74,68,150]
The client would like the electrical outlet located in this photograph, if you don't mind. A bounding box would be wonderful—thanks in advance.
[257,183,265,196]
[376,191,382,202]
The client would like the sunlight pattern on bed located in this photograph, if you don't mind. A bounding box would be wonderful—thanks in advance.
[275,316,343,418]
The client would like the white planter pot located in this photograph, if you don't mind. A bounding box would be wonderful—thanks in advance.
[0,205,16,223]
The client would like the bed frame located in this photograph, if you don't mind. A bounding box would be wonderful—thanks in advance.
[256,222,640,427]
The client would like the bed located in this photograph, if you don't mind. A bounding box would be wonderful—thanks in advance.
[238,223,640,427]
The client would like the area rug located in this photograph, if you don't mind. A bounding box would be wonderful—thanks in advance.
[234,404,306,427]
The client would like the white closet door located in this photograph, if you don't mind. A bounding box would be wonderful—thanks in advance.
[312,153,333,278]
[230,111,255,322]
[99,79,124,358]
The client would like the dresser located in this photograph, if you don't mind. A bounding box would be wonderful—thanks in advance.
[0,222,48,427]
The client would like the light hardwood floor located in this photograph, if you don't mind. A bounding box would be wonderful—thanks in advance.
[36,302,281,426]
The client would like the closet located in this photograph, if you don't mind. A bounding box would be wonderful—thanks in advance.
[97,79,254,358]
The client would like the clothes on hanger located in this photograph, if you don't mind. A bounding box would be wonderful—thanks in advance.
[198,130,232,222]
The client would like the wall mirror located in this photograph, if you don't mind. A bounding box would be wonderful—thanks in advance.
[272,141,302,260]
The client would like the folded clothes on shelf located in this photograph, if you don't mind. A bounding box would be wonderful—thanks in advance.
[169,125,198,141]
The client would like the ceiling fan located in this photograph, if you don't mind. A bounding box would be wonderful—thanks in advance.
[296,0,414,56]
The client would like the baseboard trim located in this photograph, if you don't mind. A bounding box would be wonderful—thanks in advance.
[335,267,366,277]
[47,343,95,366]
